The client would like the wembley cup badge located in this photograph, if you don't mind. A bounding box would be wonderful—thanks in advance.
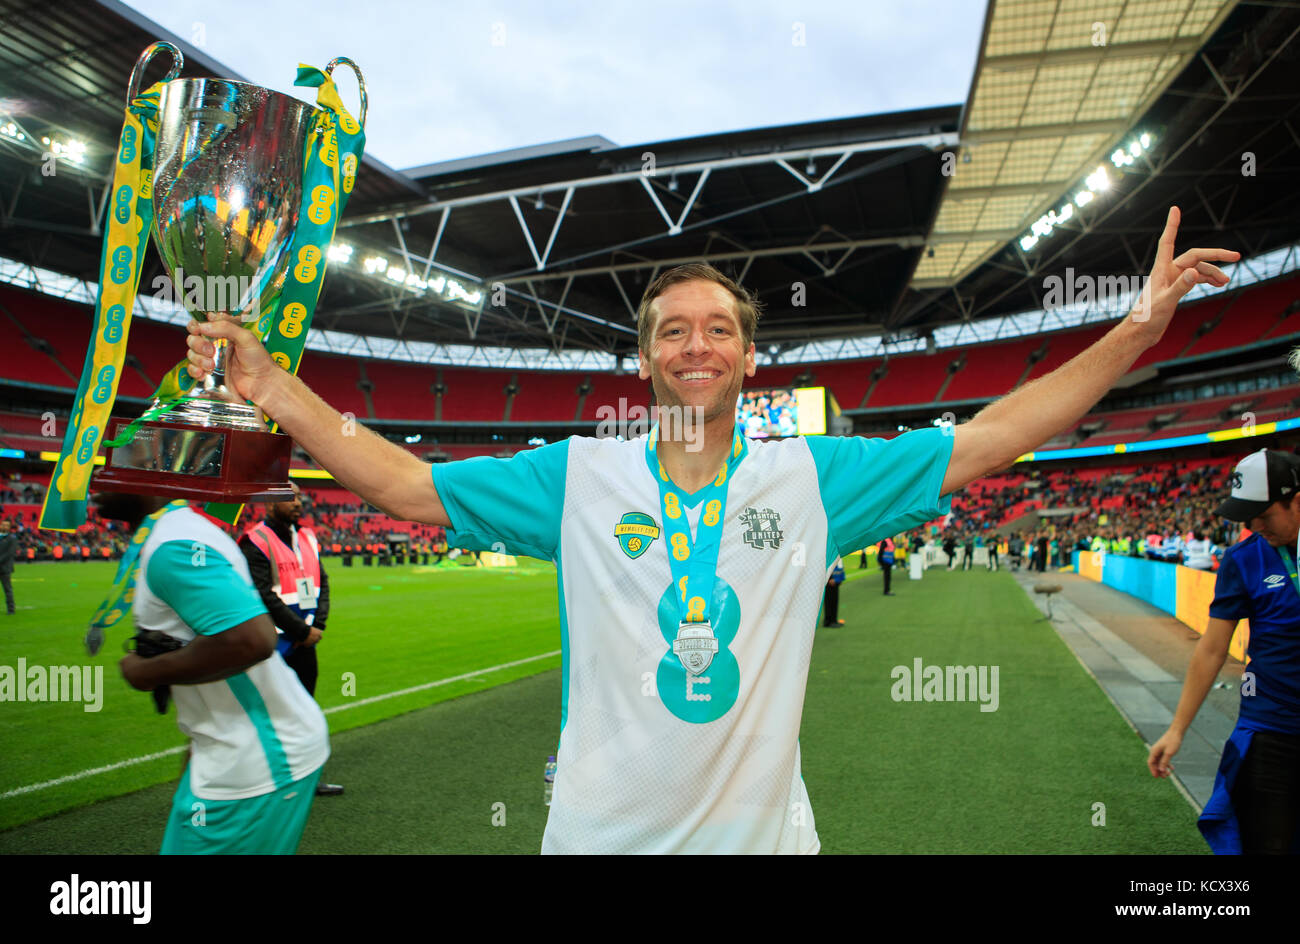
[673,622,719,675]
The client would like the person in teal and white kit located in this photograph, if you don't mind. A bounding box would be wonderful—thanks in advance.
[92,488,329,854]
[185,208,1235,854]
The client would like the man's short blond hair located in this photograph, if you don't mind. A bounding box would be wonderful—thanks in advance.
[636,263,761,355]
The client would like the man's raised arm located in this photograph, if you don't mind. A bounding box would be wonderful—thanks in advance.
[185,322,449,526]
[941,207,1240,496]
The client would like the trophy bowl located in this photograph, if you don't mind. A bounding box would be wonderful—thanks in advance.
[150,74,317,429]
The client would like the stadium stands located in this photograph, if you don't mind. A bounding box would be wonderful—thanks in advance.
[1247,386,1300,413]
[366,360,437,419]
[580,372,652,421]
[1184,274,1300,354]
[438,367,510,422]
[0,286,79,389]
[296,353,370,419]
[1,273,1296,424]
[747,363,805,391]
[0,410,60,453]
[865,353,951,407]
[400,442,528,461]
[510,371,583,422]
[942,337,1041,401]
[117,318,188,398]
[1021,323,1111,384]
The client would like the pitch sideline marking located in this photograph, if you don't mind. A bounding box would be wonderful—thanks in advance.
[323,649,561,714]
[0,649,562,800]
[0,746,189,800]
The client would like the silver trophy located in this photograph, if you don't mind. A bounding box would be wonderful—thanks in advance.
[95,43,365,502]
[126,41,365,429]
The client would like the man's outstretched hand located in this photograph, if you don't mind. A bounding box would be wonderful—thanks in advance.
[1131,206,1240,343]
[185,319,282,410]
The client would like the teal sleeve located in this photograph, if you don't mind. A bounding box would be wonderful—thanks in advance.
[806,427,954,558]
[144,541,268,636]
[430,439,570,561]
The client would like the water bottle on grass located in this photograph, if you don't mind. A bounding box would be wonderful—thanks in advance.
[544,755,557,806]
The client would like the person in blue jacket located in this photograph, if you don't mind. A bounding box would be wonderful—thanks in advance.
[1148,448,1300,854]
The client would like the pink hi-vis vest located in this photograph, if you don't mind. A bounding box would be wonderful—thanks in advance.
[245,521,321,614]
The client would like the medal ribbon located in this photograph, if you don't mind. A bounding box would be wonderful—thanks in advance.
[38,84,164,532]
[645,425,747,628]
[84,499,188,654]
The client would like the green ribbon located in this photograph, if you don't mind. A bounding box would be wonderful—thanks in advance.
[645,426,748,630]
[38,86,163,532]
[84,499,188,655]
[102,393,189,448]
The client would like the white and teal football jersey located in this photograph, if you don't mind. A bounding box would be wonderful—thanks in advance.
[133,507,330,800]
[432,427,953,853]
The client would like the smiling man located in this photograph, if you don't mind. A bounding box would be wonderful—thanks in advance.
[185,207,1235,853]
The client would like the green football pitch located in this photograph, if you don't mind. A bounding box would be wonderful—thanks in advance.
[0,559,1207,853]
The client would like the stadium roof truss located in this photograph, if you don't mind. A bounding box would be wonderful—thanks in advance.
[915,0,1242,289]
[335,127,958,350]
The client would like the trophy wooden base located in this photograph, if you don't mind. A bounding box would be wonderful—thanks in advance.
[94,417,294,503]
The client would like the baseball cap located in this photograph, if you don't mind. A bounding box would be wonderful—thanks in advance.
[1214,449,1300,522]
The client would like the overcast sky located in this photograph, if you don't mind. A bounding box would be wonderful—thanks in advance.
[123,0,986,171]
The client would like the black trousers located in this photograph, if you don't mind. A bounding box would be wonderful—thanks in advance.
[881,562,892,594]
[284,645,319,697]
[822,582,840,625]
[1,570,13,612]
[1234,730,1300,854]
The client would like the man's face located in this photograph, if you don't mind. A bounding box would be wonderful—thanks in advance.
[0,520,9,534]
[638,281,756,428]
[268,483,303,525]
[1246,494,1300,547]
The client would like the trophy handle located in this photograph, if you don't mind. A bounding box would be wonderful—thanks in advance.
[325,57,368,131]
[127,42,184,105]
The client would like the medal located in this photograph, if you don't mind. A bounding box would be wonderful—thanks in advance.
[673,621,719,675]
[647,426,747,676]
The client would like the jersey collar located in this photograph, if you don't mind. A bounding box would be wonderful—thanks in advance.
[644,424,749,507]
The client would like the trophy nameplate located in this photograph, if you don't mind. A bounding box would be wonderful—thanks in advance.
[94,418,293,503]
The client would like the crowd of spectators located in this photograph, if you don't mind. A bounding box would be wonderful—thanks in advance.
[909,460,1243,572]
[0,482,42,504]
[0,478,451,563]
[0,458,1254,570]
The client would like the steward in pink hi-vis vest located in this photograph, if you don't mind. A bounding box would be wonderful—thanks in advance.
[244,521,322,632]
